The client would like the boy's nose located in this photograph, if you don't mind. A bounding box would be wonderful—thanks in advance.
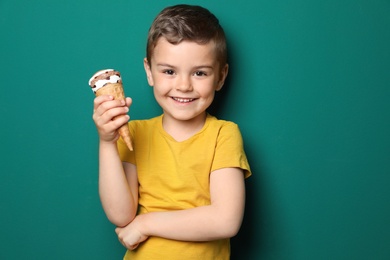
[176,76,193,92]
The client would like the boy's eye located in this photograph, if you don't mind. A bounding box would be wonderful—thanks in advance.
[164,70,175,75]
[194,71,207,76]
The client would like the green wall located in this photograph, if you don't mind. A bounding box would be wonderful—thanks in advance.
[1,1,389,259]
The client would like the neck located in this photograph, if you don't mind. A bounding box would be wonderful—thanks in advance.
[162,113,207,142]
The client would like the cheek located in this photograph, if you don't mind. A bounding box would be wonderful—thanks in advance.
[150,73,166,87]
[153,88,165,106]
[203,82,218,97]
[202,88,216,102]
[153,85,163,97]
[153,83,170,100]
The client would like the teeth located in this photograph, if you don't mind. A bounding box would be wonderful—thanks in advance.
[173,97,194,103]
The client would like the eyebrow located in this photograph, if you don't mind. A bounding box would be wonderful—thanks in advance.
[156,63,214,70]
[156,63,175,68]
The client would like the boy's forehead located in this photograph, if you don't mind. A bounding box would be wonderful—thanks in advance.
[151,37,217,60]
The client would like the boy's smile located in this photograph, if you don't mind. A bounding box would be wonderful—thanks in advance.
[144,37,228,130]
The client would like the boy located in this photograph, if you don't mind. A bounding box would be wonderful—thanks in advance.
[92,4,251,259]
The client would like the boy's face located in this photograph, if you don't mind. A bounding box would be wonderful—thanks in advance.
[144,37,228,125]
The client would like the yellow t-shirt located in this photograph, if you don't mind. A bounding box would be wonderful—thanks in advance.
[118,114,251,260]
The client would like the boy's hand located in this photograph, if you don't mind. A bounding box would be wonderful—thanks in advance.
[115,216,149,250]
[92,95,132,144]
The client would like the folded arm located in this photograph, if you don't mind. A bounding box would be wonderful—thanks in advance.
[116,167,245,248]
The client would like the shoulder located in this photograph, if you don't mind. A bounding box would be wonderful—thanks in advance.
[206,114,241,134]
[205,115,245,147]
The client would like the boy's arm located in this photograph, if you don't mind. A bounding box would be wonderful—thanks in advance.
[116,167,245,248]
[99,144,138,227]
[93,95,138,227]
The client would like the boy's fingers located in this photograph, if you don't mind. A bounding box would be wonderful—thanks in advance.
[94,99,126,117]
[129,243,139,250]
[125,97,132,107]
[93,95,114,110]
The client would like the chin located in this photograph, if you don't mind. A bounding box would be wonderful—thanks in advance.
[167,111,205,122]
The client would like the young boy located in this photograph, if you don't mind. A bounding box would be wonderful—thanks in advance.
[92,4,251,259]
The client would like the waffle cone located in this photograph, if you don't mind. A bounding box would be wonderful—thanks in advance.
[95,83,133,151]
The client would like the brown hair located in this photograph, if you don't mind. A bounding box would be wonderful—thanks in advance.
[146,4,227,67]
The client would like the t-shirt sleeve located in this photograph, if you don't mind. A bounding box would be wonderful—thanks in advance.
[211,122,251,178]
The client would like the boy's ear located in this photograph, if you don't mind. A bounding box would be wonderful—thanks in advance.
[216,64,229,91]
[143,58,154,86]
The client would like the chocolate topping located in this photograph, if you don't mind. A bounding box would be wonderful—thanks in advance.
[89,69,122,88]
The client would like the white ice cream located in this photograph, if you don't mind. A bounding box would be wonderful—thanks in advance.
[89,69,122,93]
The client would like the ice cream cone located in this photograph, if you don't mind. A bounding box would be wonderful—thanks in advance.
[89,69,133,151]
[96,83,133,151]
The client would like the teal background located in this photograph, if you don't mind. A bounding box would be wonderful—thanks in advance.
[1,1,389,259]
